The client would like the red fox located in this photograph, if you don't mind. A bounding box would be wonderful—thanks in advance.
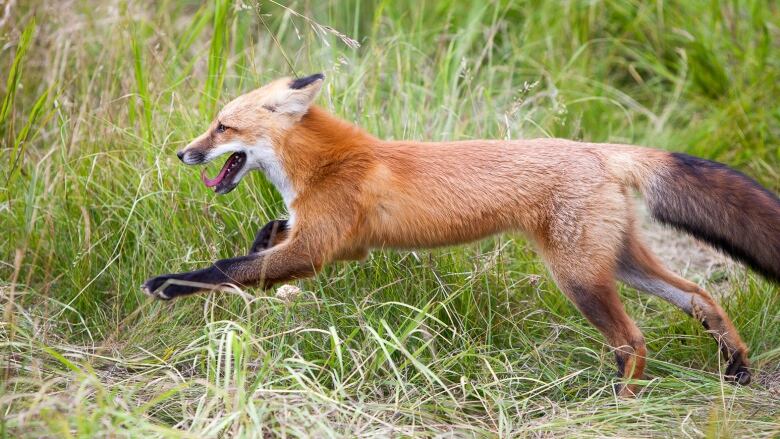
[143,74,780,396]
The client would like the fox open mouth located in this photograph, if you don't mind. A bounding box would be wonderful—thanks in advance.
[201,152,246,194]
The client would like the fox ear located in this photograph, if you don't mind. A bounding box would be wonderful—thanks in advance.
[273,73,324,116]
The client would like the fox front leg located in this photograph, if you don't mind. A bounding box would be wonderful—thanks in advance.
[141,260,240,300]
[142,219,292,300]
[141,240,323,300]
[249,219,289,254]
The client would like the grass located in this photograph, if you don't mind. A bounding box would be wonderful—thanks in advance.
[2,0,779,436]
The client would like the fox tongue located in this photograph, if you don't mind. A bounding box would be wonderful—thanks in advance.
[201,153,237,187]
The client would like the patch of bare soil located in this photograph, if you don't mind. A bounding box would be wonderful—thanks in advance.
[756,363,780,397]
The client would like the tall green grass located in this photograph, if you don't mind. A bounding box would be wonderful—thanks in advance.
[1,0,779,437]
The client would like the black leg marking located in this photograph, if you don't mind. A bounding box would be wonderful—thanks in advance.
[614,351,627,378]
[724,349,751,385]
[141,254,257,300]
[249,219,288,254]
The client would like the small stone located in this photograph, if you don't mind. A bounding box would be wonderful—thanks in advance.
[275,284,302,302]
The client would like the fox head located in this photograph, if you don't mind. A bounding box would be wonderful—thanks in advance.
[177,73,324,195]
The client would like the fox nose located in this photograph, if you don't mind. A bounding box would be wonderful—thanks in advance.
[176,150,185,161]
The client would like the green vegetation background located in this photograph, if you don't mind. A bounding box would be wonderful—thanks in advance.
[1,1,779,437]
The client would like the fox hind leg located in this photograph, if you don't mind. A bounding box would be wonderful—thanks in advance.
[543,250,647,397]
[555,276,647,397]
[540,185,648,396]
[616,235,751,385]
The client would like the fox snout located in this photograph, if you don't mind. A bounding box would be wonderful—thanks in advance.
[177,134,212,165]
[177,149,206,165]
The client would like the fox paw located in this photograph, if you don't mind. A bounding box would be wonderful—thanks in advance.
[613,382,640,398]
[141,274,199,300]
[725,351,751,385]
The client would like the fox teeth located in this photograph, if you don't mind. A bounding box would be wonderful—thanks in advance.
[201,152,245,188]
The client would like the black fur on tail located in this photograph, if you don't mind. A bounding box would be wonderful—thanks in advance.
[645,153,780,283]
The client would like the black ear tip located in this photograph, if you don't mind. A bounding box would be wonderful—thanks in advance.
[290,73,324,90]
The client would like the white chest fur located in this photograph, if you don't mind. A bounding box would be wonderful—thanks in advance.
[245,140,297,225]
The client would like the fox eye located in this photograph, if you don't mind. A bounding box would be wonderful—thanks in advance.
[216,123,227,133]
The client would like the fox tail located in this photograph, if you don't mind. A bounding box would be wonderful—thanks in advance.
[626,150,780,283]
